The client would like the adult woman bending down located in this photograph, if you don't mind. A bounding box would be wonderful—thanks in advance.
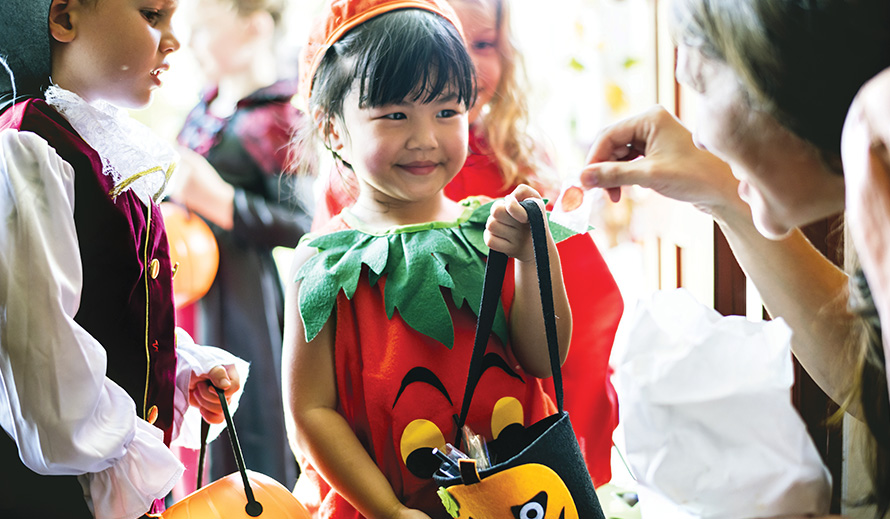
[579,0,890,515]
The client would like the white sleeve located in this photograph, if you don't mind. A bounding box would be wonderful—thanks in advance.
[170,328,250,449]
[0,130,183,519]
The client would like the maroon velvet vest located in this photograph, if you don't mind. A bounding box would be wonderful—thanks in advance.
[0,99,178,517]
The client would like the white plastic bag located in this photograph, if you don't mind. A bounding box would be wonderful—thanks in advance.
[614,288,832,519]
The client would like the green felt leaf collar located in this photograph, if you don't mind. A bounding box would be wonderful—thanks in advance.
[295,197,578,349]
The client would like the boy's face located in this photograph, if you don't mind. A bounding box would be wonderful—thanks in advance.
[51,0,181,108]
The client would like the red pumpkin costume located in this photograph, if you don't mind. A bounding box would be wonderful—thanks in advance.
[294,199,569,518]
[313,124,624,486]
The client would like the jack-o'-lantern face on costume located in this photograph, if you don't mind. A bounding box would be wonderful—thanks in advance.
[395,352,528,479]
[294,198,574,513]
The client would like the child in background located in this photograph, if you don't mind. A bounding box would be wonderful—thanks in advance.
[314,0,624,486]
[170,0,312,489]
[0,1,247,517]
[445,0,623,486]
[283,0,576,516]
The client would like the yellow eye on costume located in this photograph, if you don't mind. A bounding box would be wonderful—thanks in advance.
[491,397,523,439]
[400,419,447,479]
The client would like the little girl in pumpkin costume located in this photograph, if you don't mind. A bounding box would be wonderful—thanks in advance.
[283,0,591,517]
[311,0,624,487]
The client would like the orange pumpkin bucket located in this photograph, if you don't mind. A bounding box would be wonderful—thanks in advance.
[162,470,310,519]
[160,202,219,308]
[160,387,311,519]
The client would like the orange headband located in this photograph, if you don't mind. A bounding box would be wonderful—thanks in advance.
[298,0,464,107]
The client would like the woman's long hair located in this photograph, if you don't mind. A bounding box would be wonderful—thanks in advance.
[670,0,890,166]
[847,240,890,517]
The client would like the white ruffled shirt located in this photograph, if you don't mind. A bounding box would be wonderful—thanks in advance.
[0,87,249,519]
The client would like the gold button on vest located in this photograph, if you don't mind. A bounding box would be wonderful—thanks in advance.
[150,258,160,279]
[147,405,159,425]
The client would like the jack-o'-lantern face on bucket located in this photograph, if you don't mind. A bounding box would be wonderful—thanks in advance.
[439,463,579,519]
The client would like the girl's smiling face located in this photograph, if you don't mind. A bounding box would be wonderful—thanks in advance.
[50,0,181,108]
[332,85,469,212]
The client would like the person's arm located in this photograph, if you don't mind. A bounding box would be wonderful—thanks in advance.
[235,172,313,245]
[484,185,572,378]
[0,130,182,519]
[168,146,236,229]
[842,66,890,376]
[580,105,858,409]
[170,146,312,247]
[281,244,431,519]
[715,211,855,408]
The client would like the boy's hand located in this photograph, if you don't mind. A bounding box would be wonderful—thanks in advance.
[484,184,546,262]
[188,364,241,424]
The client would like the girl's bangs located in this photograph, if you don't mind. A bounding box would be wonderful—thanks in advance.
[355,10,475,108]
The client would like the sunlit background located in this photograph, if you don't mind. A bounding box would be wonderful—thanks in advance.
[145,0,657,165]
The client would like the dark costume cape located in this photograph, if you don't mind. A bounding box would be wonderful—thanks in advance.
[0,0,52,111]
[177,79,312,488]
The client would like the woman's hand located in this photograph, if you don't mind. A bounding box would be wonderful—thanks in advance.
[580,105,742,219]
[188,364,241,424]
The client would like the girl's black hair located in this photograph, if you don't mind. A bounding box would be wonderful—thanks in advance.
[309,8,476,149]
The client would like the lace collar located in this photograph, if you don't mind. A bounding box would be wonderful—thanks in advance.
[45,85,177,205]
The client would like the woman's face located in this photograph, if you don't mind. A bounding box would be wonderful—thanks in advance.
[449,0,502,124]
[676,43,846,238]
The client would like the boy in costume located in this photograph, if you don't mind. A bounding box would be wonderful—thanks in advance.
[0,1,247,517]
